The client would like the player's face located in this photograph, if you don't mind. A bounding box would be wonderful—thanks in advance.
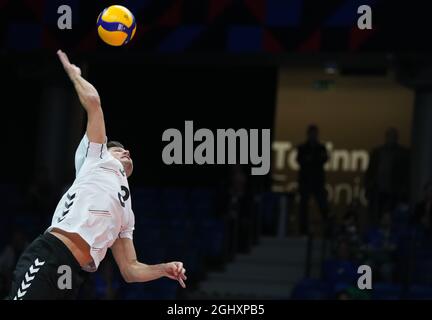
[109,147,134,177]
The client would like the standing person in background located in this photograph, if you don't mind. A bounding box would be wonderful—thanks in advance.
[365,127,410,224]
[296,125,329,236]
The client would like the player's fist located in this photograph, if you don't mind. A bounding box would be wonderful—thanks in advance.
[164,261,187,288]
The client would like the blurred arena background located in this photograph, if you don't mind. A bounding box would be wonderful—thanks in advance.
[1,0,432,300]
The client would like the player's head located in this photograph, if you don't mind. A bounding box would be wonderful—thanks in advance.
[107,141,133,177]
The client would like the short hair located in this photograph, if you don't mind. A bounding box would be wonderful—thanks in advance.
[107,141,125,149]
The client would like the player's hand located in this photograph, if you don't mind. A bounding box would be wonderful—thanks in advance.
[164,262,187,288]
[57,49,82,80]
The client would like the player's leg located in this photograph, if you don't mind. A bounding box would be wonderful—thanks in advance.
[7,233,86,300]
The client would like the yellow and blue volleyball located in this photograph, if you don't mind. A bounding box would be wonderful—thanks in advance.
[97,5,137,46]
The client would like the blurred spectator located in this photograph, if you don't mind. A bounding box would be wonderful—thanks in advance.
[0,229,28,298]
[407,183,432,287]
[365,127,410,224]
[296,125,329,236]
[332,204,364,262]
[413,180,432,229]
[410,180,432,259]
[322,240,358,287]
[362,211,400,283]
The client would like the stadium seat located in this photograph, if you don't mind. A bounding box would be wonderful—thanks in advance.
[132,187,162,217]
[258,192,279,235]
[140,278,178,299]
[190,188,215,218]
[322,259,358,285]
[160,188,189,218]
[406,285,432,299]
[371,283,402,300]
[291,278,332,300]
[196,218,225,259]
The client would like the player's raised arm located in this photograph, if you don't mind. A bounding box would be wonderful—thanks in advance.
[57,49,106,144]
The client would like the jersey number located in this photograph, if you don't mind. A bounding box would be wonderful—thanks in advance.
[118,186,130,208]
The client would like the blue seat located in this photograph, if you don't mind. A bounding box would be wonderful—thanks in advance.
[412,257,432,285]
[291,278,332,300]
[12,213,43,238]
[119,282,143,300]
[132,187,162,216]
[181,248,203,277]
[164,219,192,244]
[371,283,402,300]
[322,259,358,285]
[191,205,213,219]
[258,192,280,233]
[190,189,215,218]
[415,243,432,260]
[196,218,225,258]
[139,243,167,265]
[160,188,189,217]
[392,204,410,227]
[406,285,432,299]
[140,278,178,300]
[134,217,164,243]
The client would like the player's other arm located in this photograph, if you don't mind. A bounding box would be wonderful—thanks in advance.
[57,49,106,144]
[111,237,187,287]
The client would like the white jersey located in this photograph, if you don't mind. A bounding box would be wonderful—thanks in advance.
[47,134,135,272]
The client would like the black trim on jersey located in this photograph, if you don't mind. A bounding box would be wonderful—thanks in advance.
[100,144,104,159]
[85,141,90,157]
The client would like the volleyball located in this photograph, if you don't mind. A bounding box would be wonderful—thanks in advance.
[97,5,136,46]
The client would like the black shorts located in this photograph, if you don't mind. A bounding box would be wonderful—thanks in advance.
[7,232,88,300]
